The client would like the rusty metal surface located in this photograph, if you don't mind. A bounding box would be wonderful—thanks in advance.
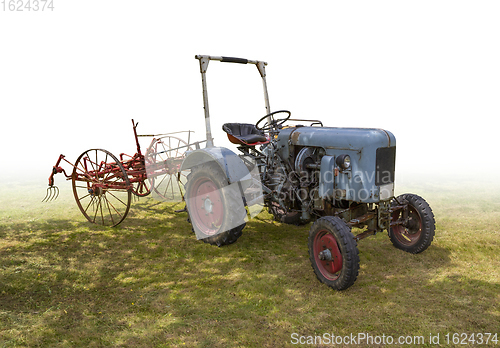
[347,212,376,227]
[354,229,377,241]
[290,128,301,144]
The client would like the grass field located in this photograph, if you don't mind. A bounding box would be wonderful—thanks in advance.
[0,177,499,347]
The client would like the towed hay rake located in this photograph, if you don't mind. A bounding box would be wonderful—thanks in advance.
[43,119,201,226]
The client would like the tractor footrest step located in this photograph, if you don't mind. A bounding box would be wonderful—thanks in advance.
[347,213,376,226]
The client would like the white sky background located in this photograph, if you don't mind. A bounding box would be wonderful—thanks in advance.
[1,0,499,187]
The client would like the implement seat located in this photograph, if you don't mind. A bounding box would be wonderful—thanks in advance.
[222,123,269,146]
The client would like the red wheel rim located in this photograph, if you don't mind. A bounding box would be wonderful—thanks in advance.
[391,206,422,246]
[190,177,224,236]
[313,230,343,281]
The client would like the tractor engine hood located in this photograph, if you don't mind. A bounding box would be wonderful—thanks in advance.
[277,126,397,203]
[278,126,395,150]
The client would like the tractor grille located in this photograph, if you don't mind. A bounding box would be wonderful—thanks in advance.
[375,147,396,186]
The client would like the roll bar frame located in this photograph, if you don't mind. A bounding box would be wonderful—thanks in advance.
[195,55,271,147]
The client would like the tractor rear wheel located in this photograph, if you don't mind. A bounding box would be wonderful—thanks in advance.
[185,163,246,246]
[308,216,359,290]
[389,194,435,253]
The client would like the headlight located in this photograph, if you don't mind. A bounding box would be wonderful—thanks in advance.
[336,154,351,170]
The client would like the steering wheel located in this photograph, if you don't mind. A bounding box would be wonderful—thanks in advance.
[255,110,291,131]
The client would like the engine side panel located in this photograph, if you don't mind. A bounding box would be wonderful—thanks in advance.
[279,126,396,203]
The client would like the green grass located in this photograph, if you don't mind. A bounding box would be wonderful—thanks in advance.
[0,179,499,347]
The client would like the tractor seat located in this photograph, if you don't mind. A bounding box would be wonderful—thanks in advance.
[222,123,269,146]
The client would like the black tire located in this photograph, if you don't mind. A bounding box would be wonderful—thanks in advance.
[308,216,360,290]
[389,193,435,254]
[185,163,246,247]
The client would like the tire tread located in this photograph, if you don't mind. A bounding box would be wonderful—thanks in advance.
[389,193,435,253]
[308,216,360,290]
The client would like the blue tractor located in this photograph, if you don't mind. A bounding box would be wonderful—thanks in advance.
[182,55,435,290]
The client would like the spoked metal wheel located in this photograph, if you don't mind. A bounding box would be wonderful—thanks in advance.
[72,149,131,227]
[132,178,153,197]
[145,136,192,201]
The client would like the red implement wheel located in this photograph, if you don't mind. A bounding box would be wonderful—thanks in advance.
[145,136,192,201]
[132,178,153,197]
[389,194,435,253]
[185,163,246,246]
[72,149,131,227]
[308,216,359,290]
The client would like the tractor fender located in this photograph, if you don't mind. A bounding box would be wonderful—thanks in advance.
[180,147,252,190]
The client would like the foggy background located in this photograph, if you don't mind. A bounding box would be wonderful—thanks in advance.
[1,1,499,193]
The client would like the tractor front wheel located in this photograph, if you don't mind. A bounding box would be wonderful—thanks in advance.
[308,216,360,290]
[389,194,435,253]
[185,163,246,246]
